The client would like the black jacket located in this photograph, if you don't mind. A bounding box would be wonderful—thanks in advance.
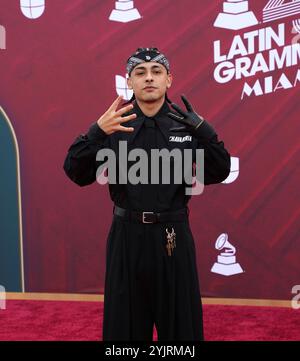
[63,100,231,212]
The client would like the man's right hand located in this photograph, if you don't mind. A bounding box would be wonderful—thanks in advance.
[97,95,136,135]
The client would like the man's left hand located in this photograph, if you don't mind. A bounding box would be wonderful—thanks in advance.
[167,95,205,136]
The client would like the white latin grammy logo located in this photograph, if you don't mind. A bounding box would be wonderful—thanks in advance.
[211,233,244,276]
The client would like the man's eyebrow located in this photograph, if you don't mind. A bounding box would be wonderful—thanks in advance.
[134,65,163,71]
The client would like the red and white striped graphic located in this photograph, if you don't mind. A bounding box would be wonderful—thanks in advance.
[263,0,300,22]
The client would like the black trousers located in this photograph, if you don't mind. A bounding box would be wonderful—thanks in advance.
[102,214,204,341]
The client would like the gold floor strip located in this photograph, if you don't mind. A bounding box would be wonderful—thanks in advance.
[5,293,292,307]
[6,292,104,302]
[201,297,291,308]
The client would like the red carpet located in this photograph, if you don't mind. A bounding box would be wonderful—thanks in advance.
[0,300,299,341]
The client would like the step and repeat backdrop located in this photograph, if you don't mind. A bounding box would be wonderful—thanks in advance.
[0,1,299,300]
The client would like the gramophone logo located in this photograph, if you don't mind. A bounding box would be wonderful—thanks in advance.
[214,0,300,31]
[214,0,258,30]
[109,0,141,23]
[211,233,244,276]
[20,0,45,19]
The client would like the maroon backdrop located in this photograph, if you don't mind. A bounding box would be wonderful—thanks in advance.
[0,0,299,299]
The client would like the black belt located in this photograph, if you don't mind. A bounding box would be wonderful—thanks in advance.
[113,205,189,224]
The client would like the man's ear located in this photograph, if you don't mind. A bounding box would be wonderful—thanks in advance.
[166,73,173,89]
[127,76,133,90]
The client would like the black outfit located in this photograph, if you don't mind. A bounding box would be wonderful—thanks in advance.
[63,99,231,341]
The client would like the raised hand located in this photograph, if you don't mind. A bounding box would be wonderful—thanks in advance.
[97,95,137,135]
[167,95,205,136]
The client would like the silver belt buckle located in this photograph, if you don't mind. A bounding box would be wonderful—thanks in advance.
[142,211,154,224]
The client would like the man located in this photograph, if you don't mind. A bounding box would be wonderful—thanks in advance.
[63,47,231,341]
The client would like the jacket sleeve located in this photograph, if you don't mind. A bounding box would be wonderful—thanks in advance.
[63,122,110,187]
[194,119,231,185]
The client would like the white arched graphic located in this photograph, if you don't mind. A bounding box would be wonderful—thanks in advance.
[115,74,134,100]
[20,0,45,19]
[222,156,239,184]
[293,18,300,33]
[0,107,25,292]
[0,25,6,50]
[0,285,6,310]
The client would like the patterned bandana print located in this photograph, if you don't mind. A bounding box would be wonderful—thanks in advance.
[126,47,170,75]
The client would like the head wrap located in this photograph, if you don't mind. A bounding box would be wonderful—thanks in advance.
[126,47,170,76]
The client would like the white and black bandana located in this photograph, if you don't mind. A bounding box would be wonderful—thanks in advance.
[126,47,170,75]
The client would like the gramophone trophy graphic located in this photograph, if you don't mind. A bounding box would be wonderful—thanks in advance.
[214,0,258,30]
[109,0,141,23]
[211,233,244,276]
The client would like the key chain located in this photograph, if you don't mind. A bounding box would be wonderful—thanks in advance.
[165,227,176,256]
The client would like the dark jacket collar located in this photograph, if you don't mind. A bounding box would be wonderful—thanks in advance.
[127,99,172,145]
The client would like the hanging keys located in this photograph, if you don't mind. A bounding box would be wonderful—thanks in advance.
[165,227,176,256]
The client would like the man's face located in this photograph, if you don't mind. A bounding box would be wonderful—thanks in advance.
[127,62,172,103]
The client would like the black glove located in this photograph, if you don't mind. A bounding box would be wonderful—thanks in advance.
[167,95,216,139]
